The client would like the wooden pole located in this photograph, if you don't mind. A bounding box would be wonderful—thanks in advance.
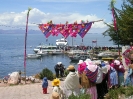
[116,30,121,57]
[93,19,103,23]
[24,8,32,84]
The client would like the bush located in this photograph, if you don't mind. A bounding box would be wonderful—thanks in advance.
[99,86,133,99]
[125,86,133,97]
[105,87,127,99]
[68,93,91,99]
[64,69,69,77]
[105,88,119,99]
[39,68,53,80]
[53,74,56,79]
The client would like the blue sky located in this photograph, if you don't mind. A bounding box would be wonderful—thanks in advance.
[0,0,122,33]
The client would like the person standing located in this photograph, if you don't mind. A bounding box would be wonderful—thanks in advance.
[59,62,65,77]
[42,77,48,94]
[51,78,63,98]
[62,65,80,98]
[54,62,60,78]
[55,62,65,78]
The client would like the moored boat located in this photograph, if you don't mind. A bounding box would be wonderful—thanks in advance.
[69,53,91,61]
[50,50,63,55]
[67,50,86,55]
[36,49,48,56]
[33,45,62,54]
[26,54,41,59]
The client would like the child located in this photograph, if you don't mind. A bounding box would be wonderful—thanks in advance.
[42,77,48,94]
[52,78,62,98]
[51,92,60,99]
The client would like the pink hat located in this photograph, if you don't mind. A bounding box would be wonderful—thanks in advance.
[84,59,97,72]
[78,62,86,73]
[86,64,97,72]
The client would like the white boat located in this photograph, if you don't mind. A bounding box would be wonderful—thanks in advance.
[33,45,60,53]
[33,44,64,55]
[50,50,63,55]
[56,38,68,46]
[67,50,85,55]
[26,54,41,59]
[97,52,112,57]
[36,49,48,56]
[33,45,52,53]
[69,53,91,61]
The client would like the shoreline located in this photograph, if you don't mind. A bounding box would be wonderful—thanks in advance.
[0,79,65,99]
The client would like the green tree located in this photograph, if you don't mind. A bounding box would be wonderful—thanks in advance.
[103,0,133,45]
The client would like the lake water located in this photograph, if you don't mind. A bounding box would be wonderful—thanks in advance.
[0,33,115,79]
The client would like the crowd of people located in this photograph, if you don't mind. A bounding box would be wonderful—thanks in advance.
[41,46,133,99]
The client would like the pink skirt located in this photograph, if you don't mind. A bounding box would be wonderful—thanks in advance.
[86,86,97,99]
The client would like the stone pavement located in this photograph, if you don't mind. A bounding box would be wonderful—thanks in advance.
[0,80,64,99]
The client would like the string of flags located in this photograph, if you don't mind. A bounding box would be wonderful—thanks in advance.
[38,20,103,39]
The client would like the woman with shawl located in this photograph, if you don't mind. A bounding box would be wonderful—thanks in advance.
[62,65,80,98]
[82,59,97,99]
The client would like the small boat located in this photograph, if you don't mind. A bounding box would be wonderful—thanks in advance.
[56,38,68,46]
[97,51,119,60]
[50,50,63,55]
[26,54,41,59]
[67,50,85,55]
[36,49,48,56]
[69,53,91,61]
[97,52,112,57]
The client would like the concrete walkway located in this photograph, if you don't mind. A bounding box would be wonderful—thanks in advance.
[0,80,64,99]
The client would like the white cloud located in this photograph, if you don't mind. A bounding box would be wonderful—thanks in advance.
[0,8,107,33]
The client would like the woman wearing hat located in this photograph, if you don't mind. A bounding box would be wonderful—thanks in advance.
[83,59,97,99]
[62,65,80,98]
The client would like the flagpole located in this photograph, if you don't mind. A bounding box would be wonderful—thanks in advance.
[24,8,32,84]
[116,30,120,56]
[111,0,121,57]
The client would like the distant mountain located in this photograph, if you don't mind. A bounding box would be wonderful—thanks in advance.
[0,29,41,34]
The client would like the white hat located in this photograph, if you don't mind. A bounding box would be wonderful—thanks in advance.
[77,60,83,64]
[84,59,92,66]
[85,59,91,62]
[57,62,60,65]
[8,73,11,76]
[114,60,120,65]
[59,62,62,64]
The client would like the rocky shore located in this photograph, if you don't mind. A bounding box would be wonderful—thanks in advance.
[0,78,65,99]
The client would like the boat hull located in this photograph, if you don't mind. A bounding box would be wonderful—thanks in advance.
[26,54,41,59]
[69,53,91,61]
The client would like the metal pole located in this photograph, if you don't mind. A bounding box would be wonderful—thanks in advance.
[92,41,94,60]
[72,37,73,47]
